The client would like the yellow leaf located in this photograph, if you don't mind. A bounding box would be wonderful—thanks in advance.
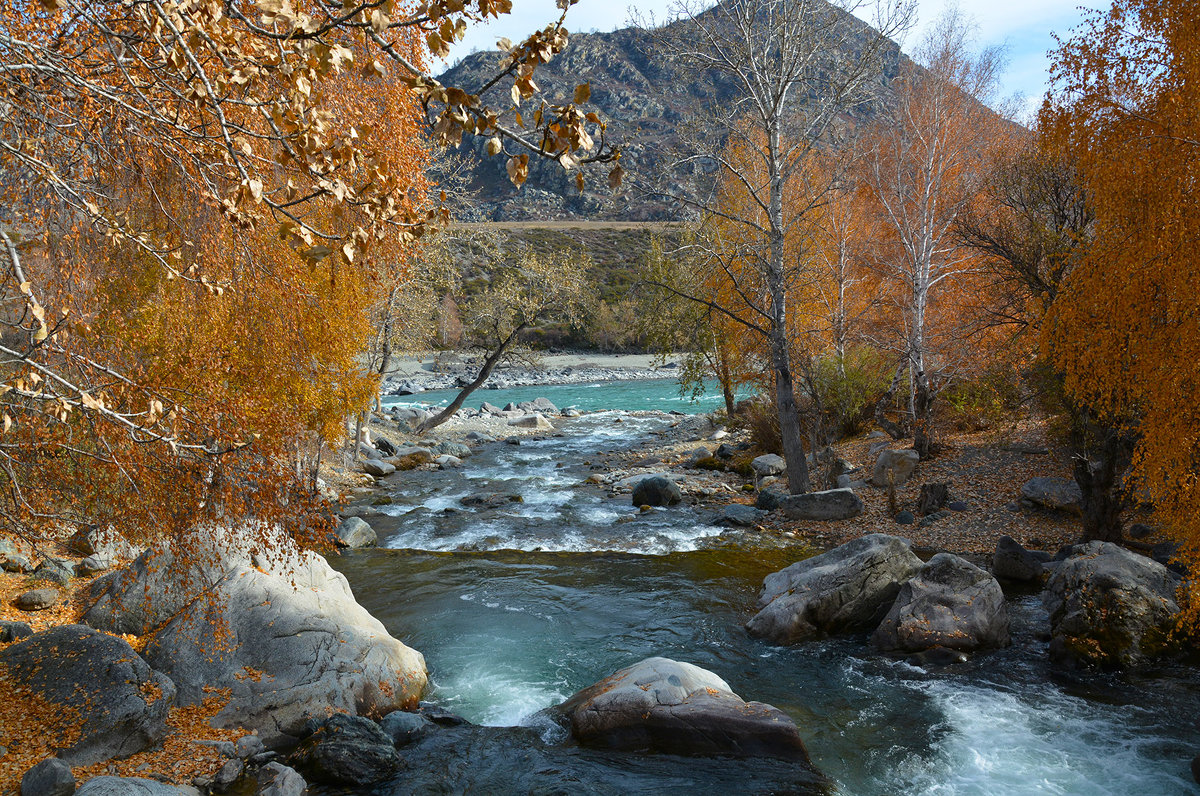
[574,83,591,104]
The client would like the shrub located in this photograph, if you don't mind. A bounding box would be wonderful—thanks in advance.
[941,363,1024,432]
[805,348,892,441]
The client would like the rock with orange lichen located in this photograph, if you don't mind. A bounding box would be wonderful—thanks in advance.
[0,625,175,765]
[554,657,815,763]
[82,523,427,749]
[872,553,1011,654]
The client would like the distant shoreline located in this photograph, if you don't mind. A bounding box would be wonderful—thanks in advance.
[382,352,682,395]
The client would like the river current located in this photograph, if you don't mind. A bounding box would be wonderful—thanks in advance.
[330,394,1200,795]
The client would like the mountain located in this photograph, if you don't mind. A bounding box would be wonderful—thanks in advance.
[434,4,907,221]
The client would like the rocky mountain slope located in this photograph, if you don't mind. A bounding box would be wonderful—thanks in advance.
[435,3,907,221]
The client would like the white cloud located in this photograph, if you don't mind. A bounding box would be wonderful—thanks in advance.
[444,0,1108,102]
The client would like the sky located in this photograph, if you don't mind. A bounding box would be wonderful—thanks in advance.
[444,0,1109,118]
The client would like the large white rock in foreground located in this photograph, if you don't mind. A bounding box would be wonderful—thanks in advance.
[83,524,426,747]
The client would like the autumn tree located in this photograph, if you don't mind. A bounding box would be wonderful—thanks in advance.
[0,0,618,549]
[636,0,911,494]
[861,9,1013,458]
[1038,0,1200,561]
[415,247,590,432]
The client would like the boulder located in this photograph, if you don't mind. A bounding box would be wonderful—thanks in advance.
[506,413,554,431]
[632,476,682,508]
[75,777,197,795]
[751,454,786,477]
[715,503,763,528]
[255,764,307,796]
[992,535,1050,582]
[70,528,140,562]
[479,402,502,416]
[82,524,427,747]
[434,441,472,459]
[373,437,398,457]
[0,626,174,765]
[434,455,463,469]
[21,758,75,796]
[33,558,73,586]
[2,554,32,573]
[76,556,112,576]
[746,534,924,644]
[872,553,1010,653]
[460,492,523,509]
[557,657,811,761]
[755,486,788,512]
[1042,542,1180,669]
[379,711,434,746]
[360,459,395,478]
[289,714,400,786]
[871,449,920,487]
[465,431,497,443]
[0,620,33,642]
[778,488,863,521]
[894,511,915,525]
[1020,476,1082,513]
[212,758,243,791]
[335,517,377,549]
[15,587,59,611]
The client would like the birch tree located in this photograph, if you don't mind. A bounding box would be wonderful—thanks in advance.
[862,10,1010,458]
[637,0,911,494]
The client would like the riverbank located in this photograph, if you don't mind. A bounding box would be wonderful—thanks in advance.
[381,351,681,395]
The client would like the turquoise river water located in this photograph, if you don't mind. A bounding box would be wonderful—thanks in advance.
[330,388,1200,795]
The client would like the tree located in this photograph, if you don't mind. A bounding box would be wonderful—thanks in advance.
[861,9,1012,457]
[416,248,590,432]
[1040,0,1200,564]
[636,0,911,494]
[0,0,618,549]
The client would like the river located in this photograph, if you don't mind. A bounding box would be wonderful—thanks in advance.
[333,398,1200,795]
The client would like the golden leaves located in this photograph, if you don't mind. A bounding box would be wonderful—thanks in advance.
[506,153,530,186]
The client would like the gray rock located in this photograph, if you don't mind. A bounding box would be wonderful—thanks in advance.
[465,431,497,444]
[632,476,682,507]
[33,558,73,586]
[0,620,33,642]
[0,538,16,557]
[873,554,1010,653]
[755,486,788,511]
[379,711,434,746]
[69,528,140,562]
[0,626,174,765]
[558,657,811,761]
[1020,476,1082,513]
[289,714,400,786]
[360,458,395,477]
[15,588,59,611]
[947,501,970,512]
[435,441,472,459]
[716,443,736,460]
[21,758,75,796]
[778,488,864,521]
[234,735,264,760]
[76,557,113,576]
[894,511,915,525]
[335,517,377,549]
[434,455,463,469]
[256,764,306,796]
[715,503,763,528]
[479,402,502,415]
[871,449,921,487]
[83,526,426,748]
[562,408,582,418]
[75,777,196,795]
[460,492,523,509]
[992,535,1049,582]
[3,554,32,573]
[751,454,786,477]
[746,534,924,644]
[212,758,243,792]
[1043,541,1180,669]
[506,413,554,430]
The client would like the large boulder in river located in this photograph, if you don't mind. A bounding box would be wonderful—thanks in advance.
[871,449,920,487]
[1020,476,1082,513]
[992,535,1050,582]
[507,413,554,430]
[1042,541,1180,669]
[82,524,427,747]
[746,534,924,644]
[632,475,682,507]
[778,488,863,521]
[335,517,377,549]
[557,657,812,761]
[0,625,174,765]
[872,554,1010,653]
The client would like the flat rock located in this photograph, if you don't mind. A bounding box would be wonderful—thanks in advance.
[75,777,198,795]
[507,413,554,430]
[746,534,924,644]
[778,488,863,521]
[82,524,426,748]
[558,657,812,761]
[873,553,1010,653]
[1020,477,1082,513]
[15,588,58,611]
[0,625,174,765]
[360,458,395,477]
